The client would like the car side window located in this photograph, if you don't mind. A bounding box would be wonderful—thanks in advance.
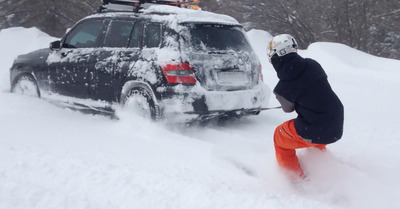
[104,20,135,48]
[63,20,104,48]
[129,21,143,48]
[143,23,161,48]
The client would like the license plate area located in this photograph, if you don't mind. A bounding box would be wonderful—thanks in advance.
[217,71,249,85]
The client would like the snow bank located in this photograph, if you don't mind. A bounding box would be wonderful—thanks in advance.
[304,42,400,72]
[1,27,400,209]
[0,27,57,90]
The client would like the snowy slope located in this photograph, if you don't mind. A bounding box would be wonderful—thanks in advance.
[1,27,400,209]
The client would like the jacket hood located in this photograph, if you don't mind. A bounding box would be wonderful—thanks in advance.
[271,53,306,81]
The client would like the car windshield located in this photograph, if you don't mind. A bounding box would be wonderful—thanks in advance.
[187,24,252,52]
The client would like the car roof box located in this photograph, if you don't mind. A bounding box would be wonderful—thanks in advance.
[98,0,200,13]
[100,0,140,12]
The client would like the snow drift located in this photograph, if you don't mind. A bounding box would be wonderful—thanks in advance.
[1,27,400,209]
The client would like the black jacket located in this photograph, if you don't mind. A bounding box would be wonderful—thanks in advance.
[272,53,344,144]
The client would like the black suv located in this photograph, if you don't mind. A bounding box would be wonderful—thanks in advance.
[9,1,270,121]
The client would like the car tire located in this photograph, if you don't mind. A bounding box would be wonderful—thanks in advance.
[11,74,41,98]
[122,86,160,120]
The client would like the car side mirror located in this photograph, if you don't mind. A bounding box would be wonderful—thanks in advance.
[50,40,61,50]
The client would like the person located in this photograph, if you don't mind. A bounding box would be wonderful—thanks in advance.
[268,34,344,181]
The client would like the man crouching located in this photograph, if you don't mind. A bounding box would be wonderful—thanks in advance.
[268,34,344,181]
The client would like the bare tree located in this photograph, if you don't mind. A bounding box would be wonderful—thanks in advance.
[1,0,399,59]
[202,0,400,59]
[0,0,102,37]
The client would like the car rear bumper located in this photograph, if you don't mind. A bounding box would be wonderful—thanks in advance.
[158,83,271,120]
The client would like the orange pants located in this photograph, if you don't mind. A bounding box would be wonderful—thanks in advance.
[274,119,326,178]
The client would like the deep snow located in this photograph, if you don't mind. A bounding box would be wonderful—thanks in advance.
[1,27,400,209]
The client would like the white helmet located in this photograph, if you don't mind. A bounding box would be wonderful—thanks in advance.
[268,34,298,59]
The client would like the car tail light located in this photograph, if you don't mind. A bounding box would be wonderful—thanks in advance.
[162,63,196,84]
[258,63,264,81]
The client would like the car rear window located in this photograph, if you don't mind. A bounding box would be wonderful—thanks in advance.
[188,24,252,52]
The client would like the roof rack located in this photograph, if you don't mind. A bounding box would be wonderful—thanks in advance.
[97,0,201,13]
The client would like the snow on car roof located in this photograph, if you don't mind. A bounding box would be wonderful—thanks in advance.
[88,5,240,26]
[144,5,239,25]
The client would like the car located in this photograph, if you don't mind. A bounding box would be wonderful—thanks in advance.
[9,0,270,122]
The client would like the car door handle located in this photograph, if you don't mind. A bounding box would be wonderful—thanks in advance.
[76,54,91,62]
[61,50,72,57]
[118,53,134,62]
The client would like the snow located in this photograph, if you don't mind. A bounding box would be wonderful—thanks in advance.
[1,26,400,209]
[144,5,239,25]
[91,5,239,26]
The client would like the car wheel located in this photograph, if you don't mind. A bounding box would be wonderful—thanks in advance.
[122,87,160,120]
[11,74,40,97]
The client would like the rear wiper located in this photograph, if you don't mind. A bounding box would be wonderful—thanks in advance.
[219,66,240,71]
[208,51,228,55]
